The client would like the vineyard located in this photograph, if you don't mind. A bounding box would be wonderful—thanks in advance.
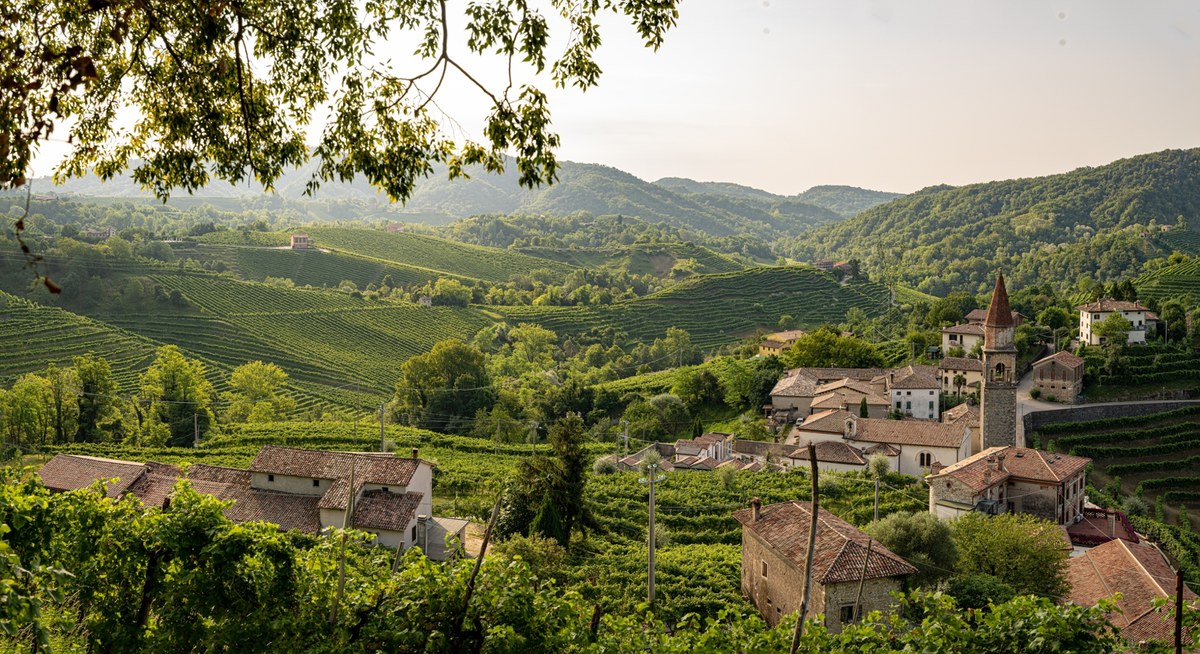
[0,292,160,389]
[1155,229,1200,257]
[186,244,453,288]
[38,419,928,622]
[496,266,891,349]
[515,242,747,277]
[1135,257,1200,302]
[305,227,576,282]
[1082,343,1200,391]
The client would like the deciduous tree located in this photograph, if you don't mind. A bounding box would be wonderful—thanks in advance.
[221,361,296,423]
[137,345,215,446]
[951,512,1069,600]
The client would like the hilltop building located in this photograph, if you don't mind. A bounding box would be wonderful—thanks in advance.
[37,446,466,560]
[979,274,1017,450]
[1031,351,1085,402]
[1077,298,1154,346]
[290,233,314,249]
[733,499,916,631]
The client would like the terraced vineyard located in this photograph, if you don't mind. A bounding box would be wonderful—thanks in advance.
[1156,229,1200,257]
[1135,257,1200,301]
[187,244,452,288]
[0,292,160,389]
[1084,343,1200,388]
[515,242,747,277]
[1035,404,1200,519]
[306,227,576,282]
[495,266,891,348]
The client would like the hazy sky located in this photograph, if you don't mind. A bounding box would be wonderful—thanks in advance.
[31,1,1200,196]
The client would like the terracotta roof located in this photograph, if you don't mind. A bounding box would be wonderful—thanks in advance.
[889,365,939,389]
[249,445,425,486]
[811,391,889,410]
[984,274,1014,327]
[1068,539,1197,645]
[1077,298,1151,313]
[863,443,899,456]
[38,454,147,498]
[929,446,1090,490]
[803,367,887,382]
[814,379,876,396]
[733,501,916,584]
[852,418,967,449]
[798,409,855,434]
[938,357,983,372]
[770,370,819,398]
[942,403,980,426]
[966,308,1022,324]
[694,432,733,445]
[809,441,867,466]
[351,490,423,533]
[1033,351,1085,370]
[940,323,985,336]
[764,330,807,342]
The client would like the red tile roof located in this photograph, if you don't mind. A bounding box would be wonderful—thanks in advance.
[942,403,980,426]
[889,365,939,389]
[928,446,1090,491]
[1077,298,1152,313]
[1033,351,1085,370]
[940,323,985,336]
[984,275,1014,327]
[249,445,425,486]
[810,441,867,466]
[733,501,916,584]
[1068,539,1197,646]
[38,454,147,498]
[351,490,423,533]
[853,418,967,449]
[938,357,983,372]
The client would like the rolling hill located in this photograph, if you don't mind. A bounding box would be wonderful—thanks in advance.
[789,148,1200,296]
[493,266,891,348]
[653,178,901,218]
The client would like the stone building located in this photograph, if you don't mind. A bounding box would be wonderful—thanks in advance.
[926,445,1089,525]
[979,275,1017,450]
[938,357,983,396]
[1031,351,1085,402]
[733,499,916,631]
[793,410,971,477]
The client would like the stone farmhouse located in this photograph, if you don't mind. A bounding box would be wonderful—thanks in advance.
[925,446,1089,525]
[1068,538,1199,647]
[758,329,808,357]
[733,499,916,631]
[1030,351,1085,402]
[793,410,971,477]
[937,357,982,396]
[290,233,314,250]
[769,367,886,418]
[769,364,946,424]
[808,378,891,418]
[1077,298,1154,346]
[37,445,467,560]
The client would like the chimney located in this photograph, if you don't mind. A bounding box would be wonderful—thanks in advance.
[996,454,1006,473]
[412,448,419,460]
[1108,511,1116,538]
[751,497,762,523]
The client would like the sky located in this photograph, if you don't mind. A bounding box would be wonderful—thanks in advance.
[30,0,1200,196]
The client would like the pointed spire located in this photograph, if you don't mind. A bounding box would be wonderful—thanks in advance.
[984,274,1014,328]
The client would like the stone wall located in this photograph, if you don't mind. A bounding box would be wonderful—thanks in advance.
[822,578,904,633]
[981,381,1017,448]
[1023,401,1200,435]
[741,529,813,627]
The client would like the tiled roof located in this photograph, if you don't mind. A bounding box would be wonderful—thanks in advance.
[811,391,889,410]
[732,439,801,459]
[814,379,876,396]
[351,490,423,533]
[1077,298,1152,313]
[733,501,916,584]
[941,323,984,336]
[984,275,1014,327]
[694,432,733,445]
[765,330,807,342]
[810,441,866,466]
[966,308,1023,324]
[938,357,983,372]
[929,446,1090,491]
[38,454,147,498]
[863,443,899,456]
[249,445,425,486]
[770,370,819,398]
[798,409,854,434]
[890,365,939,389]
[942,403,980,426]
[852,419,967,449]
[1068,539,1197,645]
[1033,351,1085,370]
[803,367,887,382]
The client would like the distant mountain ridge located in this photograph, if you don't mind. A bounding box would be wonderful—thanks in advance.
[34,159,901,240]
[653,178,902,217]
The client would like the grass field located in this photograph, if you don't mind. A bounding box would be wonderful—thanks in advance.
[495,266,891,348]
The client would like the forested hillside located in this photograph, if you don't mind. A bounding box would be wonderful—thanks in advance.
[654,178,902,218]
[789,148,1200,295]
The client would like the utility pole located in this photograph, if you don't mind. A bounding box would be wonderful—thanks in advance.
[621,420,629,457]
[639,462,666,605]
[193,413,199,447]
[790,443,820,654]
[874,475,880,523]
[529,420,539,456]
[379,401,386,452]
[1176,569,1184,654]
[352,412,358,448]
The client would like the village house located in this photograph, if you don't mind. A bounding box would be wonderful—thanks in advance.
[813,258,836,272]
[768,367,886,419]
[290,233,314,250]
[81,226,118,240]
[809,378,891,418]
[964,308,1025,327]
[882,365,941,420]
[1068,538,1198,647]
[733,499,917,631]
[941,402,979,427]
[925,446,1089,526]
[792,410,971,477]
[758,329,808,357]
[938,357,983,396]
[1077,298,1153,346]
[37,445,467,560]
[1030,351,1085,402]
[940,323,984,355]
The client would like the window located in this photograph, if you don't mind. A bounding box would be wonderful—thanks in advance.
[761,560,768,577]
[268,474,274,482]
[928,401,934,412]
[312,479,320,487]
[839,604,857,624]
[411,525,417,542]
[928,390,934,396]
[906,401,911,410]
[382,486,389,492]
[919,451,933,467]
[895,401,901,409]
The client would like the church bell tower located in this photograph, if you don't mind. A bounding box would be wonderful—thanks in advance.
[979,274,1017,451]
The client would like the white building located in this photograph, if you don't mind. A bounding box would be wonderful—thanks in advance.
[1077,299,1152,346]
[792,410,971,477]
[883,365,941,420]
